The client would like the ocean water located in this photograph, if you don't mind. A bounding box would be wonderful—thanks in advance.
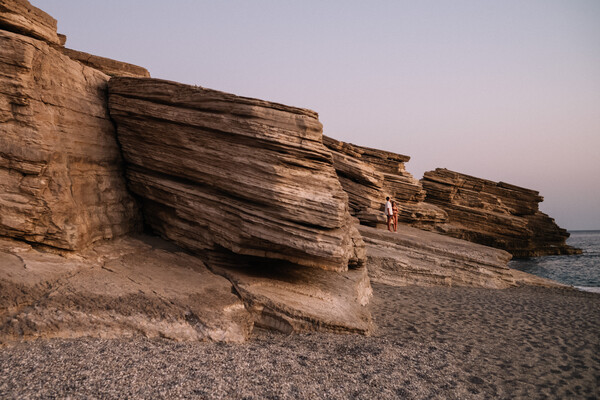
[509,230,600,293]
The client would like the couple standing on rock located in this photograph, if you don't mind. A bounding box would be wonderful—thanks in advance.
[385,197,399,232]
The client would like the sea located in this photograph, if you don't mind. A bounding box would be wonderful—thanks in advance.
[509,230,600,293]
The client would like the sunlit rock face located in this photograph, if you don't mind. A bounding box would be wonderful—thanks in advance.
[108,77,365,272]
[421,168,581,257]
[0,3,139,250]
[323,136,447,229]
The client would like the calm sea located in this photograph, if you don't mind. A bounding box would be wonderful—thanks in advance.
[509,230,600,293]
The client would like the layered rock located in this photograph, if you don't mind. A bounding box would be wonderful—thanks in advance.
[0,24,139,249]
[359,225,567,289]
[108,78,364,272]
[421,168,581,257]
[323,136,447,228]
[0,0,60,45]
[57,47,150,78]
[209,256,373,334]
[0,236,253,343]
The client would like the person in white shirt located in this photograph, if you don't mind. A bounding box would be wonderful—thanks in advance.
[385,197,394,232]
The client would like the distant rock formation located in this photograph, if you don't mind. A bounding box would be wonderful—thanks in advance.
[0,23,139,250]
[323,136,447,229]
[108,78,364,272]
[421,168,581,257]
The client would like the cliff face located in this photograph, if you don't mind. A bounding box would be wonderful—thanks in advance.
[323,136,447,229]
[108,78,365,272]
[0,24,139,250]
[421,168,580,257]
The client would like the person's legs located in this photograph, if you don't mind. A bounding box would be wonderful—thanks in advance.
[387,216,393,231]
[394,215,398,232]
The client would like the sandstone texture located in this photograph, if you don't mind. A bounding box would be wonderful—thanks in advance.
[210,256,373,335]
[58,47,150,78]
[0,28,139,250]
[108,78,364,272]
[0,0,60,45]
[323,136,447,229]
[421,168,581,257]
[359,225,567,289]
[0,236,253,343]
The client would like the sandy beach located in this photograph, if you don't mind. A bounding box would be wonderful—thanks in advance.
[1,283,599,399]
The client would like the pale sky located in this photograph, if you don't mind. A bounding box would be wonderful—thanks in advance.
[33,0,600,230]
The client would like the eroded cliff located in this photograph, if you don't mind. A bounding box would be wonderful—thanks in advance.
[421,168,581,257]
[323,136,446,229]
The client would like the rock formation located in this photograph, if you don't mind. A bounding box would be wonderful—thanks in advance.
[0,236,252,343]
[57,47,151,78]
[108,78,364,272]
[323,136,447,229]
[421,168,581,257]
[359,225,565,289]
[0,8,139,250]
[0,0,60,45]
[0,0,576,344]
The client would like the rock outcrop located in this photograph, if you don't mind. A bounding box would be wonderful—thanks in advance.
[210,258,373,334]
[359,224,567,289]
[323,136,447,228]
[57,47,150,78]
[0,0,60,45]
[0,236,253,343]
[421,168,581,257]
[108,78,364,272]
[0,13,139,250]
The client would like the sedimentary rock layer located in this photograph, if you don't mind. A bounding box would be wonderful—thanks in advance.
[58,47,150,78]
[209,254,373,334]
[359,225,566,289]
[421,168,580,257]
[0,236,253,343]
[0,0,59,45]
[323,136,447,228]
[0,29,139,249]
[108,77,365,272]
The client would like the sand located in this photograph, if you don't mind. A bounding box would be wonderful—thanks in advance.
[1,283,599,399]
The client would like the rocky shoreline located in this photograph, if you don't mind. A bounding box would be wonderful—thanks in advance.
[2,283,599,399]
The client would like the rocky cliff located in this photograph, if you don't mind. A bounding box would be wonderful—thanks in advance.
[108,78,364,272]
[421,168,581,257]
[0,0,573,344]
[323,136,446,228]
[0,18,139,250]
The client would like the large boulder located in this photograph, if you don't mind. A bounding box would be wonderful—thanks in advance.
[421,168,581,257]
[108,78,365,272]
[0,28,139,250]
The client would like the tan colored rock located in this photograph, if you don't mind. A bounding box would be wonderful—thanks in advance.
[0,0,59,44]
[0,29,139,250]
[58,47,150,78]
[209,256,373,335]
[323,136,447,228]
[108,77,365,272]
[359,224,567,289]
[0,236,253,343]
[421,168,581,257]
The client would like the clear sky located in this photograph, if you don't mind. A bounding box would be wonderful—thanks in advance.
[33,0,600,230]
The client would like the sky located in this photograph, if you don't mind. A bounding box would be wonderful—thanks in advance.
[32,0,600,230]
